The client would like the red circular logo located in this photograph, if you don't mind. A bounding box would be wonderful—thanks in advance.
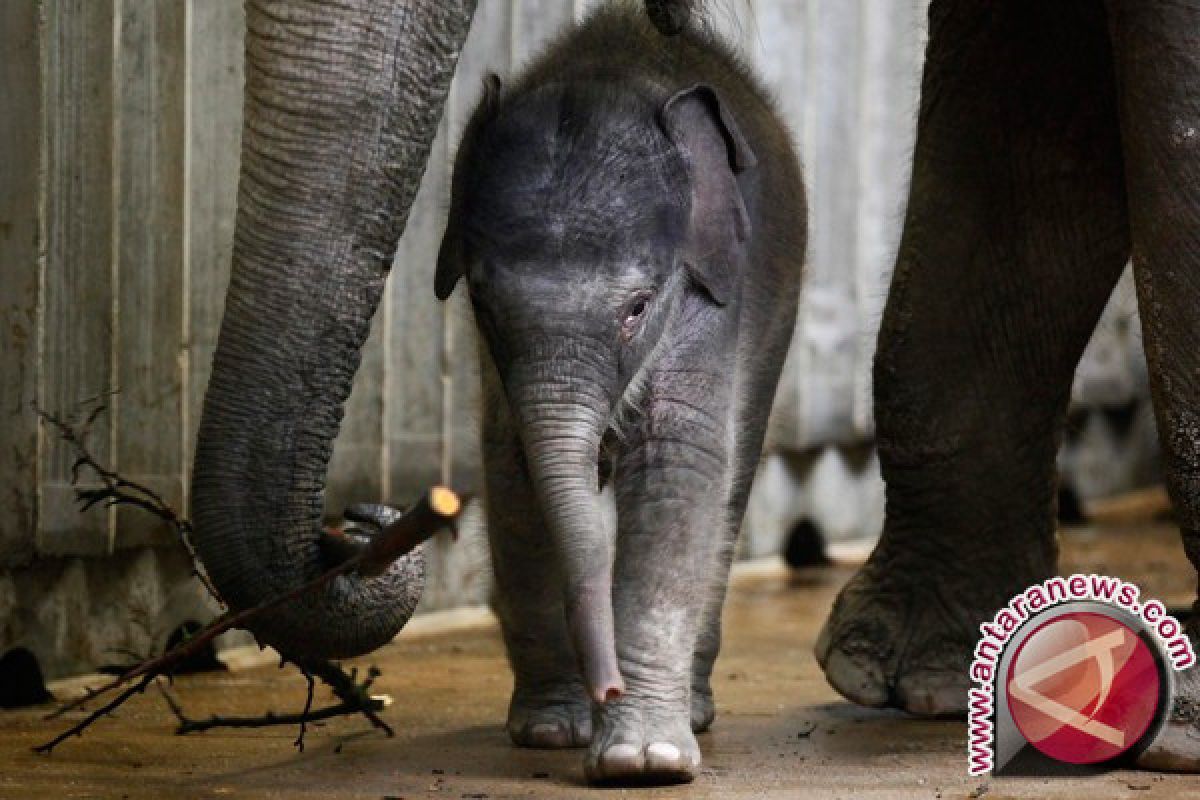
[1006,611,1161,765]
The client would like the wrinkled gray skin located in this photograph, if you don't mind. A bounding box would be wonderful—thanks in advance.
[816,0,1200,772]
[190,0,475,659]
[436,6,804,784]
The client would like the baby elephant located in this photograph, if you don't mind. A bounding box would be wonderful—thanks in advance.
[435,3,804,784]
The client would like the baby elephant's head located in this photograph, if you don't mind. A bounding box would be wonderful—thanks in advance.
[435,77,755,705]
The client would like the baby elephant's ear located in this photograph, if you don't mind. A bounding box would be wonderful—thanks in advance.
[658,84,756,306]
[435,73,504,301]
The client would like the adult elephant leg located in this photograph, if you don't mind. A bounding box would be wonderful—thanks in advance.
[480,357,592,749]
[816,0,1130,715]
[1108,0,1200,772]
[190,1,476,660]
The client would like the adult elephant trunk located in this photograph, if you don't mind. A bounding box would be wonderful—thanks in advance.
[509,362,624,705]
[190,0,475,660]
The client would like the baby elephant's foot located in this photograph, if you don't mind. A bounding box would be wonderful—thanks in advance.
[1137,645,1200,772]
[507,683,592,749]
[585,699,700,785]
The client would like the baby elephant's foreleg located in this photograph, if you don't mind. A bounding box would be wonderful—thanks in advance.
[587,376,731,784]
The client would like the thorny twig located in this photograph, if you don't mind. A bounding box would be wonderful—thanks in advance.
[36,401,221,601]
[32,399,458,753]
[300,661,394,738]
[158,665,393,749]
[34,675,158,754]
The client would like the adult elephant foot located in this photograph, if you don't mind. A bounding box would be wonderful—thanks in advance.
[506,682,593,749]
[1138,651,1200,772]
[814,540,1054,716]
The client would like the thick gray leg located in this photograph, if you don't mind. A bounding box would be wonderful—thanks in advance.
[817,0,1130,715]
[585,348,733,783]
[481,362,591,749]
[1108,0,1200,772]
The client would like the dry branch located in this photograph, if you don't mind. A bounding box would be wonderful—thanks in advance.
[159,664,393,748]
[37,402,221,600]
[32,400,461,753]
[34,674,158,754]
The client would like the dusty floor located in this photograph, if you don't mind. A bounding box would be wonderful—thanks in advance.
[2,519,1198,799]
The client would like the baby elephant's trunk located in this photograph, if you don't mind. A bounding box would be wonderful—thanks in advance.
[514,380,623,705]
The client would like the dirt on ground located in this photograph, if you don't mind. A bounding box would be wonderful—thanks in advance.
[1,520,1197,799]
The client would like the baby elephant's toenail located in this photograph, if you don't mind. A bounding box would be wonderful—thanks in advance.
[645,742,683,768]
[646,742,679,759]
[602,743,642,771]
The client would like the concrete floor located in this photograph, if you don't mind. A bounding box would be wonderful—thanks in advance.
[2,519,1198,799]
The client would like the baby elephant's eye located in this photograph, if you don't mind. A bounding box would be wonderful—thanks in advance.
[620,290,656,339]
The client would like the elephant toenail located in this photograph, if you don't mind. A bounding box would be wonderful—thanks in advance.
[530,722,561,737]
[603,742,642,769]
[645,742,681,763]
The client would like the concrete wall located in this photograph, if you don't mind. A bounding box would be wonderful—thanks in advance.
[0,0,1157,681]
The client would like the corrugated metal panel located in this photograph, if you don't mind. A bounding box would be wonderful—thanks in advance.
[748,0,928,449]
[39,0,119,557]
[0,1,42,569]
[113,0,188,550]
